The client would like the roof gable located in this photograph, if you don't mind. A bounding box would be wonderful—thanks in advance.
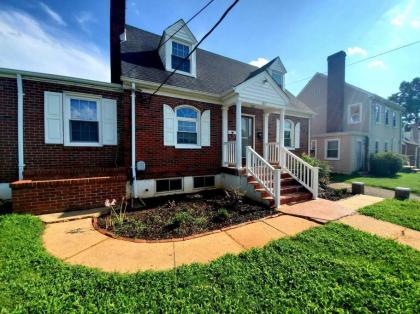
[162,19,197,44]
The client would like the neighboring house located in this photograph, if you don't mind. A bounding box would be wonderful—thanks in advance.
[298,51,402,174]
[0,0,317,214]
[402,122,420,168]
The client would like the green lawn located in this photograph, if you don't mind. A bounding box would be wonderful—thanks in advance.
[359,199,420,231]
[332,172,420,194]
[1,215,419,312]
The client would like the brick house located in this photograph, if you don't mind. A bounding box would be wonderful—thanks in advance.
[0,0,317,214]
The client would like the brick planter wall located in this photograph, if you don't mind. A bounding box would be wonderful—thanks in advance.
[11,175,127,215]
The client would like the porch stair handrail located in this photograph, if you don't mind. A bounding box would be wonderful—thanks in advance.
[279,146,319,199]
[246,146,281,207]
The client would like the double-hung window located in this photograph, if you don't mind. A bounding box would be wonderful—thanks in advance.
[310,140,317,157]
[375,141,379,153]
[348,103,361,124]
[384,109,390,125]
[374,104,381,124]
[325,139,340,160]
[176,107,198,145]
[384,142,389,152]
[392,112,397,127]
[171,41,190,73]
[271,70,284,87]
[284,120,294,148]
[69,98,99,143]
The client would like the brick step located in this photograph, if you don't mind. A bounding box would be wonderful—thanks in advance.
[280,192,312,205]
[281,185,305,195]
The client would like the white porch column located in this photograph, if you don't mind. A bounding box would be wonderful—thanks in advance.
[222,106,229,166]
[263,111,270,159]
[235,100,242,169]
[279,108,285,166]
[279,108,285,147]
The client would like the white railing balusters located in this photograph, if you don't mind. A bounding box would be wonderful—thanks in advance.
[245,146,281,207]
[224,141,236,166]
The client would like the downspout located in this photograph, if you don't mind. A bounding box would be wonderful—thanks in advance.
[17,74,24,180]
[131,82,138,198]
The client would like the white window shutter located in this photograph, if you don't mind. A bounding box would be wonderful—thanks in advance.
[294,122,300,148]
[44,91,63,144]
[102,98,117,145]
[163,104,175,146]
[201,110,211,146]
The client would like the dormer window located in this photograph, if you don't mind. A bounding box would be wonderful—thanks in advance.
[172,41,191,73]
[271,70,284,87]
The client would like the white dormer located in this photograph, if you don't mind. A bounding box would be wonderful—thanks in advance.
[266,57,287,89]
[158,19,198,77]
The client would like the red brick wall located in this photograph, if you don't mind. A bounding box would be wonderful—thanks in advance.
[0,78,18,182]
[11,175,126,215]
[0,78,126,182]
[135,92,222,179]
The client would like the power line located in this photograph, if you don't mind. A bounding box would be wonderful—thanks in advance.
[149,0,240,99]
[157,0,215,51]
[287,39,420,86]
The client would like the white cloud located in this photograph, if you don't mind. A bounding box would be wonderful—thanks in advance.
[346,47,368,57]
[75,11,96,33]
[368,60,386,69]
[39,2,66,26]
[249,57,269,68]
[387,0,417,27]
[411,19,420,28]
[0,10,109,82]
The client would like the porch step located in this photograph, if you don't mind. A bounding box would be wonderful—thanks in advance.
[281,185,305,195]
[261,191,312,207]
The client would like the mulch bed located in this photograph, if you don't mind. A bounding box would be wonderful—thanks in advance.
[319,186,353,201]
[97,190,276,240]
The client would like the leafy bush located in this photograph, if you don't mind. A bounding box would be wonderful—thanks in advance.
[370,152,405,177]
[301,153,331,187]
[224,188,245,210]
[216,207,230,221]
[170,211,194,227]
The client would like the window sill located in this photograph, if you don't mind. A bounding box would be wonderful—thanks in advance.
[325,157,340,161]
[175,144,202,149]
[64,142,103,147]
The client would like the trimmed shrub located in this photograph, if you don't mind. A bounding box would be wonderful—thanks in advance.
[301,153,331,187]
[370,152,405,177]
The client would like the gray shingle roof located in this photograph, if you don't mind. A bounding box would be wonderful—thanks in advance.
[121,25,314,114]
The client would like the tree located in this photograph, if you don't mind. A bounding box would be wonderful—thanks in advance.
[389,77,420,124]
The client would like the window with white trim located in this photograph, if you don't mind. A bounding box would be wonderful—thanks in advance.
[193,176,215,189]
[171,41,191,73]
[384,142,389,152]
[284,119,294,148]
[176,107,199,145]
[310,140,317,157]
[69,98,99,143]
[348,103,362,124]
[325,139,340,160]
[271,70,284,87]
[384,108,390,125]
[392,111,397,127]
[375,141,379,153]
[374,104,381,124]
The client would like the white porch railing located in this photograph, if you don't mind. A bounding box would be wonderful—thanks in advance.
[246,146,281,207]
[224,141,236,166]
[265,142,319,199]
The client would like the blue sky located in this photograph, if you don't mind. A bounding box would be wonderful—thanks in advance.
[0,0,419,98]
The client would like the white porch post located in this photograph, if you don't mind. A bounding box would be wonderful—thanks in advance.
[279,108,285,166]
[235,100,242,169]
[263,111,270,159]
[222,106,229,166]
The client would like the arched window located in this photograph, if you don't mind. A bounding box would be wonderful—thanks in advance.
[176,106,199,145]
[284,119,294,148]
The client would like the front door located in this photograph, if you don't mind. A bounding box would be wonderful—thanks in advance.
[356,140,364,171]
[241,115,254,162]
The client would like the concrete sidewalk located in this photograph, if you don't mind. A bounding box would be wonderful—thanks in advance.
[43,214,320,273]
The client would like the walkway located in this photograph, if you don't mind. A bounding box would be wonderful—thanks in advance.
[43,214,320,273]
[42,195,419,274]
[329,182,420,201]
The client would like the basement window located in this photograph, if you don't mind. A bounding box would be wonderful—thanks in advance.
[156,178,183,193]
[193,176,215,189]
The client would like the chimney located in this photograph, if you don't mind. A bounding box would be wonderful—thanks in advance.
[110,0,126,83]
[326,51,346,132]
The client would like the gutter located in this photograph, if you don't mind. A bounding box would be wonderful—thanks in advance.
[131,82,138,198]
[17,74,24,180]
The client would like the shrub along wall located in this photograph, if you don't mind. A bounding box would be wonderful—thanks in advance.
[11,175,127,215]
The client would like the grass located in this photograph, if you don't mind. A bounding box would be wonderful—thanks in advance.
[1,215,419,313]
[332,172,420,194]
[359,199,420,231]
